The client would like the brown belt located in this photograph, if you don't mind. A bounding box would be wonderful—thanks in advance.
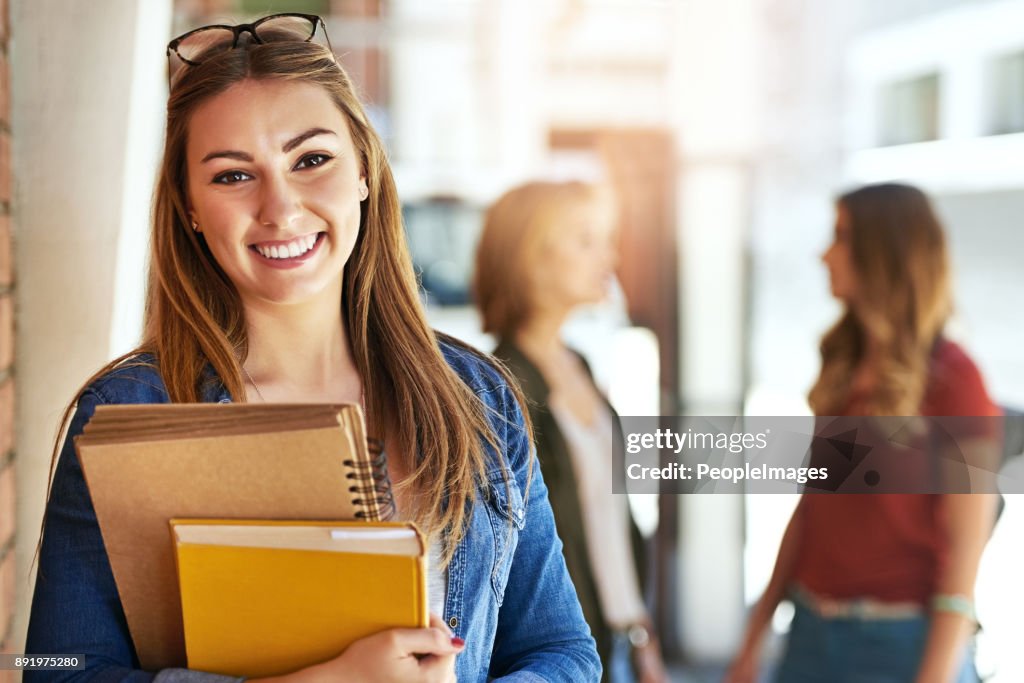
[791,584,925,620]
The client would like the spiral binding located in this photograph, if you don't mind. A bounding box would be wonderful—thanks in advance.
[343,436,396,521]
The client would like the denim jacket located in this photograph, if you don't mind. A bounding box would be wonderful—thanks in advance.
[25,339,601,683]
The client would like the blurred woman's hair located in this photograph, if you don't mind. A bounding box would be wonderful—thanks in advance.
[474,180,606,338]
[43,34,518,567]
[809,182,952,415]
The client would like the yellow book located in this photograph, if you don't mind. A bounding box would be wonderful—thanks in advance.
[170,519,428,678]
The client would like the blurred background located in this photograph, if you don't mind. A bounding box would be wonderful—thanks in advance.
[2,0,1024,680]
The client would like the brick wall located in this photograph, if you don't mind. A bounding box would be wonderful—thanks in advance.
[0,0,14,664]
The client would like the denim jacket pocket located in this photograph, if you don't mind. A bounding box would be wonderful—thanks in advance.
[484,470,525,605]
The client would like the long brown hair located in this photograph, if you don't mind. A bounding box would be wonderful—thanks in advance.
[809,183,952,415]
[42,36,522,567]
[475,180,605,337]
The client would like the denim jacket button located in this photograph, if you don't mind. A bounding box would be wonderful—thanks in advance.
[448,616,459,629]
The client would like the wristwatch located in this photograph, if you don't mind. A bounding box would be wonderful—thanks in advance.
[627,622,651,649]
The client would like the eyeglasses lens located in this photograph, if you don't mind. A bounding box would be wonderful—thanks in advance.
[175,27,237,63]
[254,15,319,43]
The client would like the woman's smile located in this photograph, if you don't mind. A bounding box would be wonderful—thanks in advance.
[250,231,326,267]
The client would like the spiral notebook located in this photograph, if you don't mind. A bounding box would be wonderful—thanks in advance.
[74,403,395,671]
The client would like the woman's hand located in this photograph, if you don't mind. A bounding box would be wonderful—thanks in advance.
[256,614,463,683]
[724,497,805,683]
[912,492,997,683]
[722,645,760,683]
[633,637,669,683]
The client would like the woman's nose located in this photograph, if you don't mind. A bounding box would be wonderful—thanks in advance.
[257,174,303,229]
[821,242,834,264]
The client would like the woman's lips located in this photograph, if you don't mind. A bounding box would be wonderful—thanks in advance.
[249,232,325,268]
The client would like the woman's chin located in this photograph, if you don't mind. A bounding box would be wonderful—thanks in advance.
[579,290,608,307]
[239,283,335,308]
[829,286,852,304]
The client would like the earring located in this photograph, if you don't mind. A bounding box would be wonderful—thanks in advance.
[191,220,199,232]
[359,186,369,201]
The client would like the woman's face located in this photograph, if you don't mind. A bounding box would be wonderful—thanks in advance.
[822,203,858,302]
[185,79,367,309]
[530,198,618,311]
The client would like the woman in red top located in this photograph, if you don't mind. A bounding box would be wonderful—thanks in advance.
[727,183,999,683]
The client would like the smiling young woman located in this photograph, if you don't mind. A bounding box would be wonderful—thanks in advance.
[24,14,600,683]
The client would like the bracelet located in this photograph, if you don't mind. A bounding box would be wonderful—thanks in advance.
[931,594,977,623]
[626,623,651,649]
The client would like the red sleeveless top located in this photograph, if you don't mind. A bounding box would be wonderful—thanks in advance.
[792,339,1000,604]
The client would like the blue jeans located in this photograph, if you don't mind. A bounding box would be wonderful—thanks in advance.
[609,631,638,683]
[775,601,979,683]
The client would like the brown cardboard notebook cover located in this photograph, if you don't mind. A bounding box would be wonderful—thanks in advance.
[75,403,392,671]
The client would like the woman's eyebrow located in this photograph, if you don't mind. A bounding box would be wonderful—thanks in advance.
[200,128,338,163]
[201,150,253,164]
[282,127,336,153]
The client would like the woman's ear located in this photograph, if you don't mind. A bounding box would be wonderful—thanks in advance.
[184,190,200,232]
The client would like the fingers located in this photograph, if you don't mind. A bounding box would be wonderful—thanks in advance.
[414,616,461,683]
[387,622,465,657]
[417,651,458,683]
[429,613,453,638]
[723,668,753,683]
[428,612,465,651]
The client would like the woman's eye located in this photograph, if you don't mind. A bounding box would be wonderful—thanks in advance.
[295,153,332,170]
[213,170,252,185]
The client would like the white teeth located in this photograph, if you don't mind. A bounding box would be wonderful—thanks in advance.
[255,234,319,260]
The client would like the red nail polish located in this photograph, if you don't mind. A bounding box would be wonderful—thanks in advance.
[451,636,466,647]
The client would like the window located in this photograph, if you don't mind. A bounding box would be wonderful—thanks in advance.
[989,50,1024,135]
[403,199,484,306]
[878,73,940,146]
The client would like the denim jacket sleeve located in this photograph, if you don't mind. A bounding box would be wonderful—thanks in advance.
[24,389,241,683]
[487,382,603,682]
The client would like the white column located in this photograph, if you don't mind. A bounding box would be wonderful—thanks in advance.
[941,58,987,140]
[11,0,171,650]
[668,0,757,663]
[673,164,749,662]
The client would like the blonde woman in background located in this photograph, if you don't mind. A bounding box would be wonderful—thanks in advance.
[727,183,1000,683]
[475,181,669,683]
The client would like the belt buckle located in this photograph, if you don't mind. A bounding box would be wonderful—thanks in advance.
[818,599,844,619]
